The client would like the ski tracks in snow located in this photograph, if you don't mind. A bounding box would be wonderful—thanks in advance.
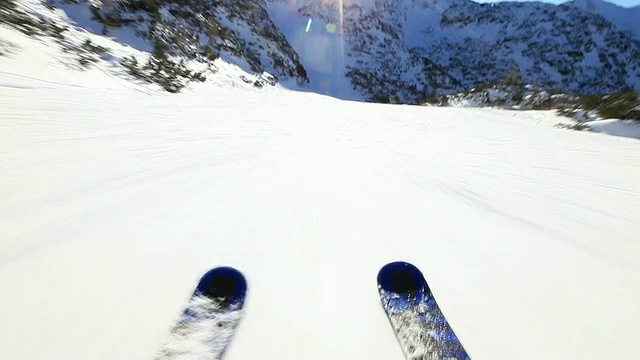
[1,72,640,360]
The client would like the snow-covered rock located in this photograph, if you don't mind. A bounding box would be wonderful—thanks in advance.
[51,0,310,87]
[265,0,640,103]
[4,0,640,101]
[568,0,640,40]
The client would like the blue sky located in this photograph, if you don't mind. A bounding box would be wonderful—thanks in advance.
[474,0,639,7]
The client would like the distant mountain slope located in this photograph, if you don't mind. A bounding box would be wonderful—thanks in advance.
[8,0,640,102]
[567,0,640,40]
[267,0,640,103]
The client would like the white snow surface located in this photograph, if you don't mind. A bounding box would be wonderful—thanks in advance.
[586,118,640,139]
[2,24,640,360]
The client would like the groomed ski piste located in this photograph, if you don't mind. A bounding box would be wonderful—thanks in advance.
[1,6,640,360]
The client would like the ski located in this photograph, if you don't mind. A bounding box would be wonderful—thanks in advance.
[155,266,247,360]
[377,261,470,360]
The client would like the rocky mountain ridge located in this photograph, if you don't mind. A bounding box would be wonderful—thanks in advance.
[4,0,639,102]
[271,0,640,102]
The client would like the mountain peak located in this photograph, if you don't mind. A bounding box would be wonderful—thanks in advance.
[568,0,640,39]
[420,0,466,12]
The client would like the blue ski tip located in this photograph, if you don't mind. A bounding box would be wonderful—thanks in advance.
[194,266,247,304]
[377,261,429,295]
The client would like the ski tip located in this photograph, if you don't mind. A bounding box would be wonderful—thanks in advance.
[377,261,427,295]
[195,266,247,304]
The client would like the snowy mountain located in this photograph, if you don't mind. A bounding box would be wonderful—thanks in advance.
[51,0,310,89]
[9,0,640,101]
[567,0,640,40]
[266,0,640,103]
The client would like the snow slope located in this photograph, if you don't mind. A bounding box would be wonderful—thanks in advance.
[2,25,640,360]
[586,118,640,139]
[569,0,640,40]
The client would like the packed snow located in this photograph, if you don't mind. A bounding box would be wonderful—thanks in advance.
[1,18,640,360]
[585,118,640,139]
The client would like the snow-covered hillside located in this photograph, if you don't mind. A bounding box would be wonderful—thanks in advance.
[568,0,640,40]
[265,0,640,103]
[45,0,310,90]
[2,16,640,360]
[8,0,640,103]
